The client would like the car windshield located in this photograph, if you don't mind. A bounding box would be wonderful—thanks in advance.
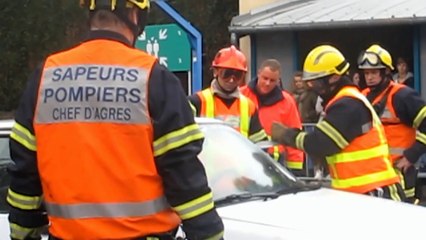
[198,122,299,201]
[0,121,303,211]
[0,136,12,213]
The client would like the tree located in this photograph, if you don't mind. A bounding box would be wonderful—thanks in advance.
[0,1,87,111]
[0,0,238,111]
[166,0,239,88]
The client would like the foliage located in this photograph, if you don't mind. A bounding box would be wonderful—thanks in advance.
[0,0,238,111]
[0,0,87,111]
[168,0,239,88]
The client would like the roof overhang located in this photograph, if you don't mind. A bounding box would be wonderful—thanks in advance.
[230,0,426,35]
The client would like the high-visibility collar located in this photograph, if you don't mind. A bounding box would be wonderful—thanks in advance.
[201,89,250,137]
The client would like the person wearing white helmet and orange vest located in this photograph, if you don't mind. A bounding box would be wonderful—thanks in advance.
[271,45,405,200]
[6,0,224,239]
[359,44,426,204]
[188,45,267,143]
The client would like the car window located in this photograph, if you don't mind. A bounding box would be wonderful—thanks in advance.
[0,135,12,213]
[198,123,298,200]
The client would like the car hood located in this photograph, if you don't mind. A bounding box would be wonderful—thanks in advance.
[217,188,424,240]
[1,188,422,240]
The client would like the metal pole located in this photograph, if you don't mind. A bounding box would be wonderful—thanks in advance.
[153,0,203,94]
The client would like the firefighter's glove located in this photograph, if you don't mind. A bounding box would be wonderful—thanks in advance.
[271,122,300,147]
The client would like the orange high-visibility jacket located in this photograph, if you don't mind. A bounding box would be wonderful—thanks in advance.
[241,86,304,169]
[325,87,399,193]
[362,82,416,163]
[33,39,180,239]
[196,88,256,137]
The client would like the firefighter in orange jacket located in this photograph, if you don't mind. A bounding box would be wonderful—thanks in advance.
[271,45,404,200]
[188,45,267,143]
[7,1,224,239]
[358,44,426,204]
[240,59,305,174]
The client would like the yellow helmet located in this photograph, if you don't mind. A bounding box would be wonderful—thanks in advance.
[80,0,150,37]
[358,44,394,70]
[80,0,150,11]
[302,45,350,81]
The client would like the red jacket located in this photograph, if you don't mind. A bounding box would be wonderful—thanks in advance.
[241,81,304,170]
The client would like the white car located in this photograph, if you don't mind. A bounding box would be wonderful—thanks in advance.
[0,119,15,238]
[0,118,424,240]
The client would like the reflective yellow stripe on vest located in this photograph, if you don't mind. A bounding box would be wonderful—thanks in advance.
[202,89,250,137]
[45,196,169,219]
[239,95,250,137]
[272,145,280,160]
[331,169,397,189]
[202,90,215,118]
[326,144,388,164]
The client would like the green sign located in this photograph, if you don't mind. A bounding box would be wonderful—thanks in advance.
[136,23,191,71]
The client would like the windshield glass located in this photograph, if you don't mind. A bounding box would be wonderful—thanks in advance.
[198,123,298,200]
[0,136,12,213]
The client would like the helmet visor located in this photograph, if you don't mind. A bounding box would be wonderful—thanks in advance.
[358,52,381,67]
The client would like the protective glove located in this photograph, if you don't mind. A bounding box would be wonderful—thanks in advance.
[270,122,300,147]
[271,122,289,144]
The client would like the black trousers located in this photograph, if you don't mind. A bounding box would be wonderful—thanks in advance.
[400,166,418,204]
[366,182,406,202]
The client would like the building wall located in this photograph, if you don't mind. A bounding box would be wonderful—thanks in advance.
[254,31,296,90]
[239,0,277,82]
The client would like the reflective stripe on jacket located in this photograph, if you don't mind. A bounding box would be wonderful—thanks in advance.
[241,86,304,169]
[362,82,416,163]
[324,86,399,193]
[33,39,180,239]
[197,88,253,137]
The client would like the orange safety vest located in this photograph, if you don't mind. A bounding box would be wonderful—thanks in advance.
[241,86,304,168]
[197,88,255,137]
[325,86,399,193]
[33,39,180,239]
[362,82,416,163]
